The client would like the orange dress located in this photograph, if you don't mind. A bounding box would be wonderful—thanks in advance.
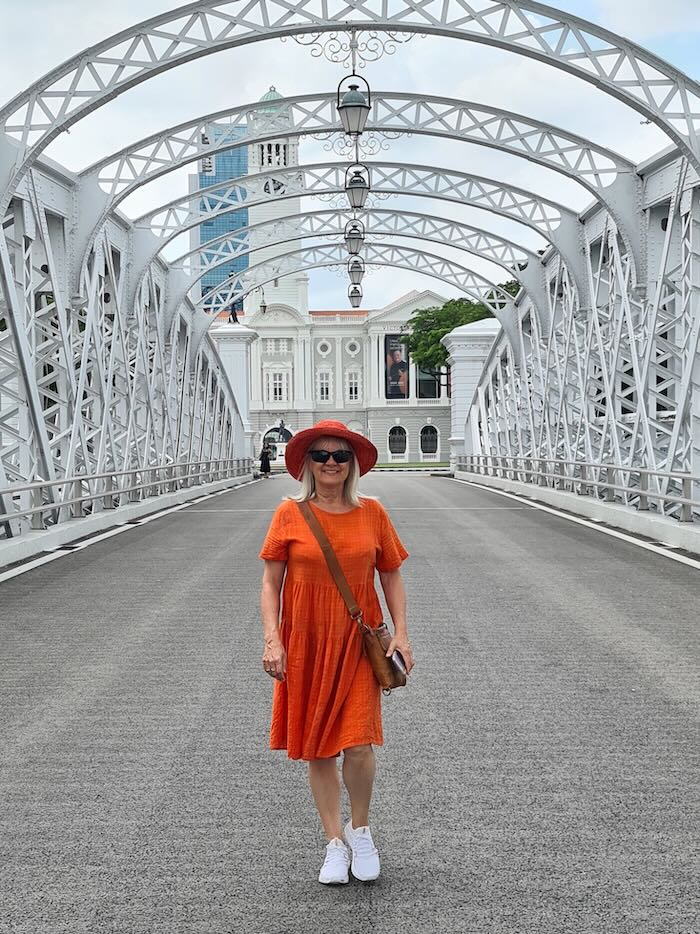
[259,497,409,761]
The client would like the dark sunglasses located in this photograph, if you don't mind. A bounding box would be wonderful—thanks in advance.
[309,449,353,464]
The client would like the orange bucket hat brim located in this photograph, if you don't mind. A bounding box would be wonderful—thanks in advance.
[284,420,378,480]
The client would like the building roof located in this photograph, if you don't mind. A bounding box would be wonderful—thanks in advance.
[310,309,369,316]
[256,86,285,113]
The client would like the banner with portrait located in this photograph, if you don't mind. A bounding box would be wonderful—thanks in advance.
[384,335,409,399]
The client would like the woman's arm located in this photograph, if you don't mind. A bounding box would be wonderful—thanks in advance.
[260,560,287,681]
[378,568,414,673]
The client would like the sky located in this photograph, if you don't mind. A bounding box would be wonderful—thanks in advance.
[1,0,699,310]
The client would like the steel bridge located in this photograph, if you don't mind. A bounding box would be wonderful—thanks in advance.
[1,0,700,555]
[1,5,699,931]
[0,0,700,552]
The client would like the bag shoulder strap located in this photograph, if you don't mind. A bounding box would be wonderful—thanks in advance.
[296,500,363,621]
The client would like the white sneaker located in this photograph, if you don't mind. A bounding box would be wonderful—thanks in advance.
[344,821,380,881]
[318,838,350,885]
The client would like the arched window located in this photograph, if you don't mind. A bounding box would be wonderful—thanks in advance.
[388,426,407,455]
[263,426,292,445]
[420,425,439,454]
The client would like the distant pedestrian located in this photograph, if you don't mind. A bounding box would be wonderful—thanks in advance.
[258,420,413,885]
[259,443,272,478]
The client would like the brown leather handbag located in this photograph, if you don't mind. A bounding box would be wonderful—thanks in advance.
[298,501,407,693]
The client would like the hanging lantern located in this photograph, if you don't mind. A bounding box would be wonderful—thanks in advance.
[337,75,371,136]
[347,256,365,285]
[348,284,363,308]
[344,219,365,255]
[345,163,370,211]
[259,288,267,315]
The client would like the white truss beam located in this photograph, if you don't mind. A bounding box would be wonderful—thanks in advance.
[193,239,522,362]
[77,91,640,271]
[469,159,700,517]
[2,0,700,210]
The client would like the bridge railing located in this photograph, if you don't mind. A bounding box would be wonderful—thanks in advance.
[456,455,700,523]
[0,458,254,540]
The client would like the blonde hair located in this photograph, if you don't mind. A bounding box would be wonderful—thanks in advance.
[286,435,367,507]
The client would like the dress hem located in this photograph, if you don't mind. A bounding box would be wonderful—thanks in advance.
[270,735,383,762]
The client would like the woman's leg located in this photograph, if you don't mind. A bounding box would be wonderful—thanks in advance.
[342,744,376,828]
[308,758,343,840]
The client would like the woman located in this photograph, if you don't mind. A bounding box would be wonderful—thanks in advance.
[259,419,413,885]
[259,443,272,478]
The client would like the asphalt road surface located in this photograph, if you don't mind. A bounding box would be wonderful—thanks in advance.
[1,475,698,934]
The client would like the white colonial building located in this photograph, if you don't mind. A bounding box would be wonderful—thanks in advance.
[241,288,452,464]
[198,89,453,464]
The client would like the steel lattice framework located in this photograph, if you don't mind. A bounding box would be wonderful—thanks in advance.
[1,0,699,539]
[470,160,700,511]
[1,0,700,183]
[0,181,245,525]
[174,207,538,286]
[77,91,640,274]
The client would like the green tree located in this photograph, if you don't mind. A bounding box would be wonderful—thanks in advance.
[400,280,519,374]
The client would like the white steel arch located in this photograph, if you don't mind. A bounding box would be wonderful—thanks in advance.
[85,93,632,201]
[176,206,538,277]
[75,90,642,280]
[171,207,546,321]
[1,0,699,206]
[128,158,588,315]
[193,240,523,357]
[135,160,582,287]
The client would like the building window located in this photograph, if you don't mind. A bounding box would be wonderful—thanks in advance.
[346,370,361,403]
[264,338,291,355]
[200,131,214,175]
[272,372,284,401]
[388,426,407,455]
[317,340,332,358]
[264,369,290,404]
[346,339,361,357]
[317,370,332,403]
[417,366,439,399]
[420,425,439,454]
[259,143,288,167]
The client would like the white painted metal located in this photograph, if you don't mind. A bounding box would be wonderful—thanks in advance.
[169,207,543,319]
[2,0,699,199]
[77,91,640,273]
[0,170,248,540]
[464,154,700,519]
[1,0,700,548]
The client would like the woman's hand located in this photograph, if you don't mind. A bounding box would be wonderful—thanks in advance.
[385,633,414,674]
[262,637,287,682]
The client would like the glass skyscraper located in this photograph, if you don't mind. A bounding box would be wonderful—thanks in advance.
[198,124,248,312]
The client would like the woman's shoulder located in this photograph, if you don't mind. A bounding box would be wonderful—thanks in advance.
[273,499,300,521]
[359,496,387,517]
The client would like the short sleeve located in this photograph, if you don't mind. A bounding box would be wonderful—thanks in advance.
[259,502,292,562]
[375,503,409,572]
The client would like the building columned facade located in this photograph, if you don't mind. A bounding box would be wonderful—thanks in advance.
[243,289,451,465]
[200,88,452,464]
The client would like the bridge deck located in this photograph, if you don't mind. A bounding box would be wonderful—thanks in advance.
[1,475,697,934]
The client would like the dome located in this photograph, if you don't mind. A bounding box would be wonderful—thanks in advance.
[256,86,285,113]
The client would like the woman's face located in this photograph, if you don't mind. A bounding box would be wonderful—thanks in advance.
[307,436,352,490]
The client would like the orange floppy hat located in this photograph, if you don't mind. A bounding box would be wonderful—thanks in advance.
[284,420,378,480]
